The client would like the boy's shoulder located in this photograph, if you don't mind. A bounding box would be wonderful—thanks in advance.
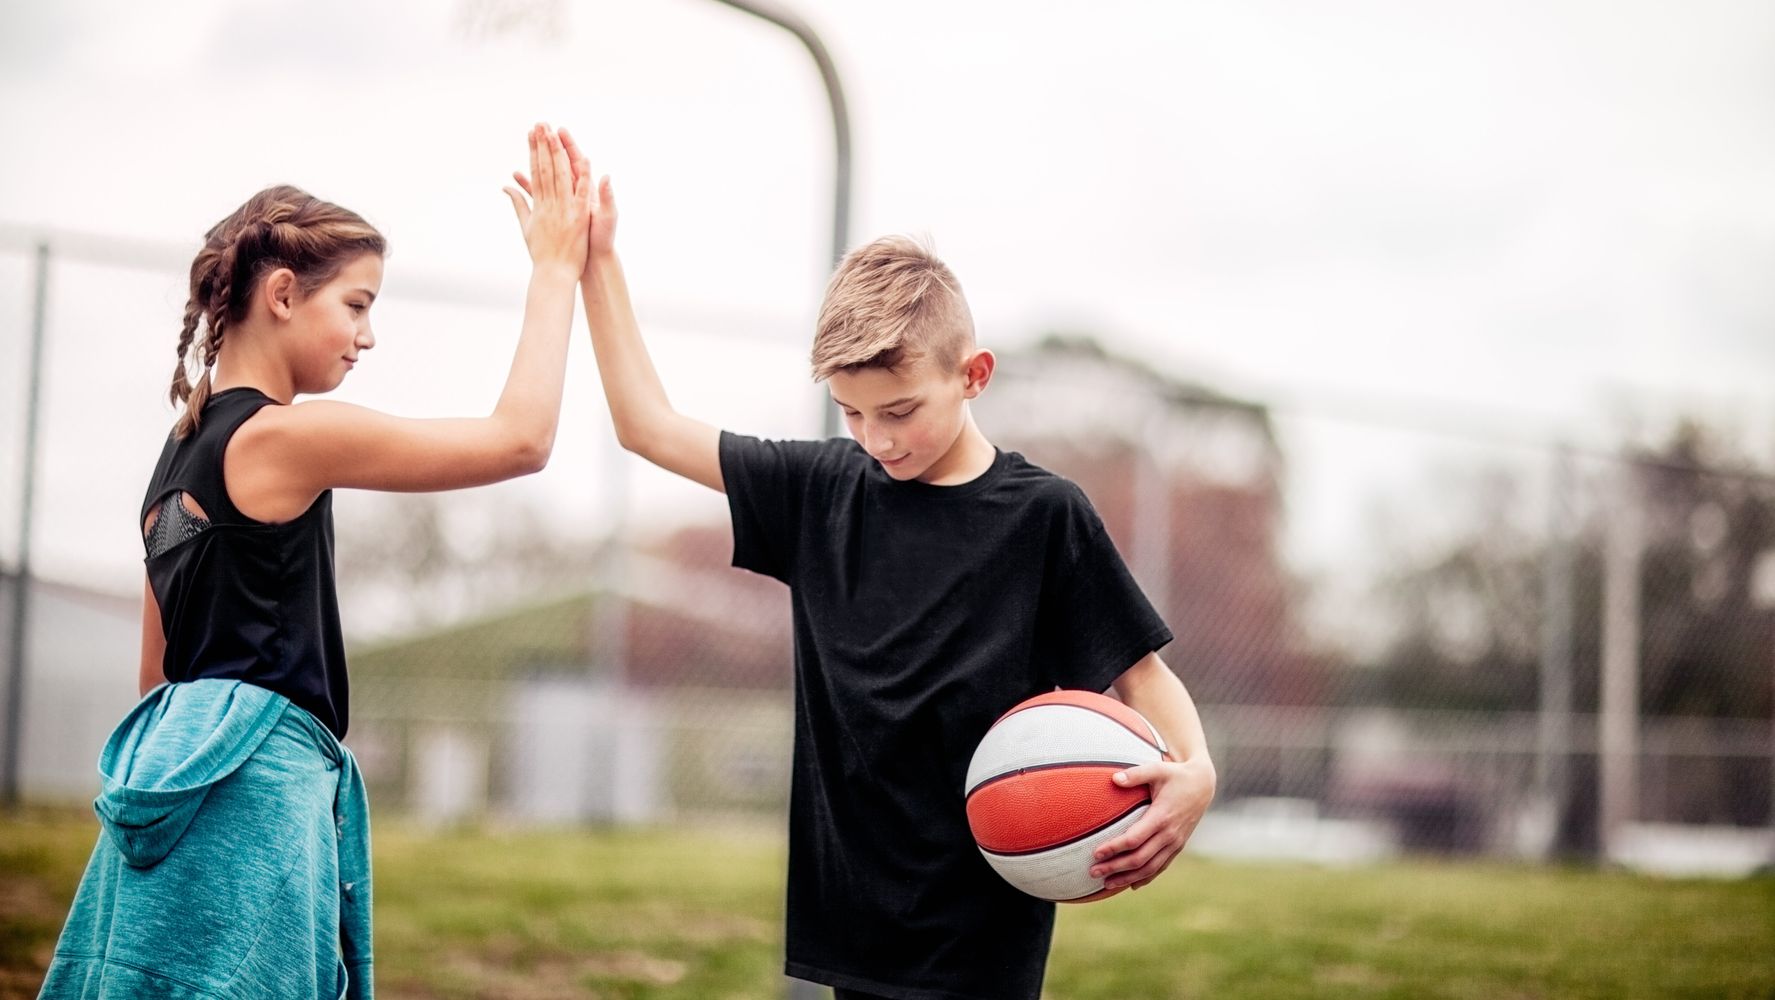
[996,449,1094,507]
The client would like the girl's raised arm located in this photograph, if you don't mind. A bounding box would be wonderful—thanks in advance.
[225,125,594,521]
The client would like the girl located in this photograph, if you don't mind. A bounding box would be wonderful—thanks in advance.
[39,123,593,1000]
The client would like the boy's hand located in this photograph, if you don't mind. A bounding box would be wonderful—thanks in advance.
[503,123,594,277]
[1087,756,1216,891]
[557,129,618,272]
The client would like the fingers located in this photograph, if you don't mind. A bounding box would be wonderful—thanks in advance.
[1112,763,1164,790]
[545,126,573,202]
[1093,813,1159,865]
[599,174,614,208]
[502,186,530,229]
[511,171,534,197]
[1110,844,1179,891]
[1091,826,1177,887]
[527,125,543,204]
[560,127,591,197]
[532,124,556,202]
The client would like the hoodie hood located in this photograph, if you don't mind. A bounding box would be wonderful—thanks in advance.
[93,680,291,867]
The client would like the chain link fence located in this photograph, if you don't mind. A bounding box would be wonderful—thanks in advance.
[3,231,1772,873]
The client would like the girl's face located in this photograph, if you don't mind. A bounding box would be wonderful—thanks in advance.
[287,253,383,394]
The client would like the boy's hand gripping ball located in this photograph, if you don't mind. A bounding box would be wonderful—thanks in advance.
[964,690,1171,902]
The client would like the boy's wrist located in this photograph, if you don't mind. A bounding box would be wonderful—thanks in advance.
[580,250,623,287]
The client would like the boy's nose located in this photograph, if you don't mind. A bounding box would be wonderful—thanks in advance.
[864,425,892,455]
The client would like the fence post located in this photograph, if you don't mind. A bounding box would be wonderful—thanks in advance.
[1535,444,1574,856]
[2,241,50,808]
[1598,462,1643,859]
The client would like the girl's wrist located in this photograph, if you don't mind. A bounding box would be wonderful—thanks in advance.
[531,259,581,284]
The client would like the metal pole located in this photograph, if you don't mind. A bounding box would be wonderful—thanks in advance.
[696,10,847,993]
[1598,463,1643,861]
[2,242,50,807]
[1536,444,1574,856]
[1132,407,1171,615]
[594,438,636,820]
[707,0,852,440]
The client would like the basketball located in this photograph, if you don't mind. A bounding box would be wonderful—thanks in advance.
[964,689,1171,902]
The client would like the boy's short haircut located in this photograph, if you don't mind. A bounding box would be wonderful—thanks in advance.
[810,235,975,383]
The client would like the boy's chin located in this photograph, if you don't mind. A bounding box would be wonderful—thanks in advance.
[877,458,924,480]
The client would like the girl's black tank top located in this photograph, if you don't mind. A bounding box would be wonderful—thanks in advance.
[140,386,350,738]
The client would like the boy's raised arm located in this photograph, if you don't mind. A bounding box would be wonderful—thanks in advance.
[562,133,725,493]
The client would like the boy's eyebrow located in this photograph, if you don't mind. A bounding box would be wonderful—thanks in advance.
[830,394,920,412]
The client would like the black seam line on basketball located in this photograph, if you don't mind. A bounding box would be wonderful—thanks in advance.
[965,760,1141,802]
[996,702,1164,754]
[976,798,1150,858]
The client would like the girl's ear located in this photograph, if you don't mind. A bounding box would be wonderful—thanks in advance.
[962,348,996,399]
[263,268,298,321]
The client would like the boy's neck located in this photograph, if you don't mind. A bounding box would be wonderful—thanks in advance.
[918,417,997,486]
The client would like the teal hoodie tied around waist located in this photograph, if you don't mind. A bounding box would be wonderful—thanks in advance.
[39,679,372,1000]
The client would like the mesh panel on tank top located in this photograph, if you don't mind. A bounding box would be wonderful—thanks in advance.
[144,495,212,559]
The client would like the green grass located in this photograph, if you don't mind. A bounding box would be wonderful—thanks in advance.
[3,808,1772,999]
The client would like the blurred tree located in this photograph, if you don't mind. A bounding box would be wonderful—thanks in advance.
[1365,421,1774,721]
[334,491,600,637]
[1359,420,1775,840]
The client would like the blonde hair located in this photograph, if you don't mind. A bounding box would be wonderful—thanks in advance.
[171,185,386,437]
[810,235,974,382]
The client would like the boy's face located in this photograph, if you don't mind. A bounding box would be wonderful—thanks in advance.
[828,350,992,483]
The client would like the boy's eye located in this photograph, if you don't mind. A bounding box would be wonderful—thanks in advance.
[888,408,915,419]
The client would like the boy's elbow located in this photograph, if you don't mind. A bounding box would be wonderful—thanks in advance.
[611,419,644,455]
[611,408,667,460]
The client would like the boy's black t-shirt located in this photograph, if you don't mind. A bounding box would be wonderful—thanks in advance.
[720,431,1173,1000]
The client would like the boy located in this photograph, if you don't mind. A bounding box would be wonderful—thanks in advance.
[571,167,1216,1000]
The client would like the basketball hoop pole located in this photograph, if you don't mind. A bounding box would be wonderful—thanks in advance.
[705,0,852,440]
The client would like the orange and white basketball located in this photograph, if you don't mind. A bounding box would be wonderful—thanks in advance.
[964,689,1170,902]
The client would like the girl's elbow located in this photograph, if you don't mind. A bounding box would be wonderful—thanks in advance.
[495,420,554,477]
[513,431,554,475]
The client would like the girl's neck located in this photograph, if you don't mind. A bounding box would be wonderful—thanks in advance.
[210,336,295,404]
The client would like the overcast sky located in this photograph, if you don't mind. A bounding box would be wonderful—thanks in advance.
[2,0,1773,640]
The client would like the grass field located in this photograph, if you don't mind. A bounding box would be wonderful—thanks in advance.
[3,809,1772,999]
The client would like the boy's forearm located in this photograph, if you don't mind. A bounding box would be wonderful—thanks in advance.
[580,251,675,450]
[1115,653,1214,768]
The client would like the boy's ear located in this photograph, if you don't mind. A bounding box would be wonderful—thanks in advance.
[961,348,995,399]
[263,268,298,321]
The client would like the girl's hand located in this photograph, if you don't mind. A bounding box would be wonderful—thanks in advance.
[503,123,593,277]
